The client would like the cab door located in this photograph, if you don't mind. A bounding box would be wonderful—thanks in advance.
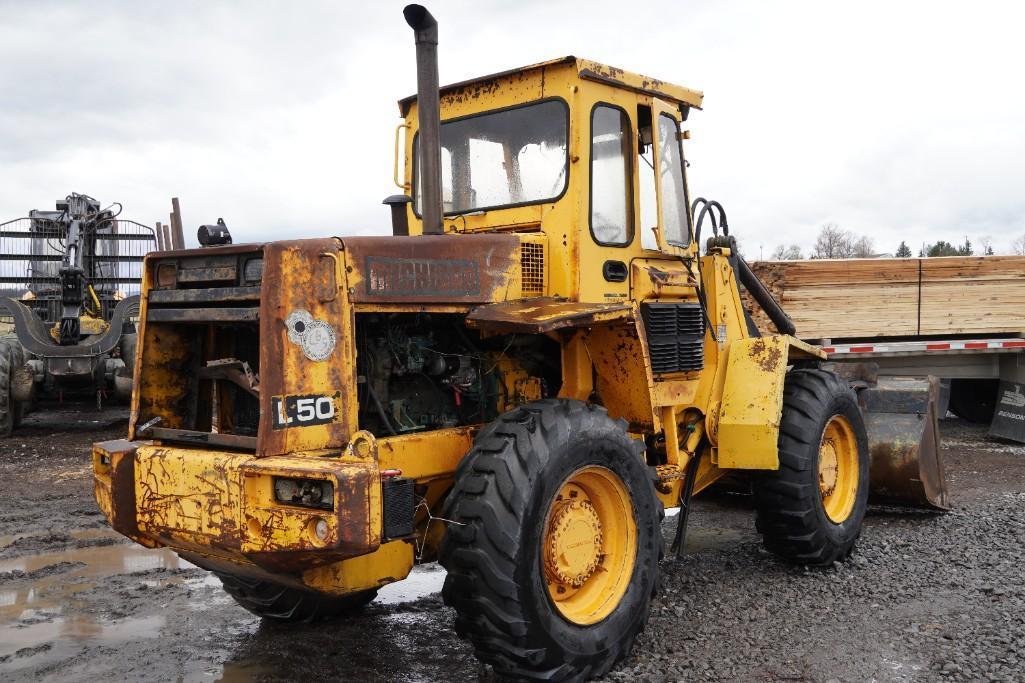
[651,99,696,258]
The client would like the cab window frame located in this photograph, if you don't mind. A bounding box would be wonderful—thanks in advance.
[657,112,694,249]
[410,96,572,218]
[588,102,635,248]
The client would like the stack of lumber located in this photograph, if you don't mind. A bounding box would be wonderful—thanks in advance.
[744,256,1025,340]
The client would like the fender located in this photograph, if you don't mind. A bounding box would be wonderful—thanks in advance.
[717,335,825,469]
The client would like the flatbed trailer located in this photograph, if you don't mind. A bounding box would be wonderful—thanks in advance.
[823,337,1025,441]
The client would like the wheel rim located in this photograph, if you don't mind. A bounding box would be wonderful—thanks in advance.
[818,415,859,523]
[542,466,637,626]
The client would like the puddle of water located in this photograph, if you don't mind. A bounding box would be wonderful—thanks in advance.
[376,563,446,604]
[684,526,751,551]
[0,529,203,631]
[213,659,274,683]
[0,534,202,622]
[0,614,166,671]
[0,527,116,550]
[0,532,213,673]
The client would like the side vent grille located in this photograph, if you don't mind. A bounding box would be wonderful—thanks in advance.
[520,241,545,296]
[642,303,705,374]
[382,477,415,541]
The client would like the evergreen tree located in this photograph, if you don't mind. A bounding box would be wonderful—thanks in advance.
[895,241,912,258]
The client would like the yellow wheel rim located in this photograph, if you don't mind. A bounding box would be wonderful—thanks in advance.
[542,466,637,626]
[818,415,859,523]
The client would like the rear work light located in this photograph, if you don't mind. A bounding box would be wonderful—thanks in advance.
[273,477,334,510]
[155,262,177,289]
[243,257,263,282]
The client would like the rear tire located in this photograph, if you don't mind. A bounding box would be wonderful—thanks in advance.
[752,369,870,565]
[215,572,377,622]
[948,378,998,424]
[440,399,661,681]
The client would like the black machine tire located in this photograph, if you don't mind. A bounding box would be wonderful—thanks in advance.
[948,378,999,424]
[7,341,26,428]
[439,399,662,682]
[0,340,12,437]
[215,572,377,622]
[752,369,870,566]
[1,335,28,429]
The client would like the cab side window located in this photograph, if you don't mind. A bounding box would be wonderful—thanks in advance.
[657,113,691,246]
[589,105,633,246]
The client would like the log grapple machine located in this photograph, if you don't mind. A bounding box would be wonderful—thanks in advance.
[0,193,157,435]
[92,6,947,680]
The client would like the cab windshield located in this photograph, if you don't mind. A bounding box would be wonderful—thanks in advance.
[414,99,568,215]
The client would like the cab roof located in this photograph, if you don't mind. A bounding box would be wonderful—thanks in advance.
[397,56,704,116]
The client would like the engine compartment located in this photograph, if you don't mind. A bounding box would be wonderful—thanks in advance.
[355,312,558,436]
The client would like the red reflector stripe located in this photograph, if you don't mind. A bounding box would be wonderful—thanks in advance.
[849,346,873,353]
[822,347,835,354]
[926,343,950,350]
[1003,341,1025,348]
[964,342,987,349]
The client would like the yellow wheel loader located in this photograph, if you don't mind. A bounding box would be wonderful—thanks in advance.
[92,5,946,680]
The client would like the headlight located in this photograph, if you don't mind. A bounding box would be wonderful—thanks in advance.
[243,257,264,282]
[273,477,334,510]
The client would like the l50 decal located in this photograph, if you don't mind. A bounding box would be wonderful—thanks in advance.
[271,392,341,429]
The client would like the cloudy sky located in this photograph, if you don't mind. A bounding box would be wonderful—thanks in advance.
[2,0,1023,256]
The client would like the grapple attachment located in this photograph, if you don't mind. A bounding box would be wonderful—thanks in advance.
[858,375,948,510]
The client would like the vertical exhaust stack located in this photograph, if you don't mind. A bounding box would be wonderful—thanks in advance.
[404,4,443,234]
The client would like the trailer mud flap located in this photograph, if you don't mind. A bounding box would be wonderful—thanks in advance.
[988,380,1025,442]
[859,376,948,510]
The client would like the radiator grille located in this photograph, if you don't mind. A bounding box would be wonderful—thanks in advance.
[642,303,705,374]
[520,241,545,296]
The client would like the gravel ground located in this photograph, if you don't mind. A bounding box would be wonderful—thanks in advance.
[0,409,1022,682]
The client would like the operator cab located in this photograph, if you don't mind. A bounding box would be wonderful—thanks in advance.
[394,56,704,302]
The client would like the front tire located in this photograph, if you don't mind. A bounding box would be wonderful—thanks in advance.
[752,369,870,565]
[215,572,377,622]
[440,399,661,681]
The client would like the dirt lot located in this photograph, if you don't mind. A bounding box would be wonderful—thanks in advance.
[1,408,1023,682]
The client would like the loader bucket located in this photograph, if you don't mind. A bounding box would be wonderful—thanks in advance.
[858,376,949,510]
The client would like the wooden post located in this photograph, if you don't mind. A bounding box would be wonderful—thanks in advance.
[171,197,186,249]
[155,222,164,251]
[162,223,173,251]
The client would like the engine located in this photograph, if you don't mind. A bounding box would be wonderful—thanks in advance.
[355,313,556,436]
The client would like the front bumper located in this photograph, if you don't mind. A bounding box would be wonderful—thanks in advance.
[92,439,392,578]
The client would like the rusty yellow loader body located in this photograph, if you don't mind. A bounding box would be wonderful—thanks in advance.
[93,5,945,680]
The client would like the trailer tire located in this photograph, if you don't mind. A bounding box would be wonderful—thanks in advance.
[215,572,377,622]
[440,399,661,682]
[948,378,999,424]
[753,369,870,566]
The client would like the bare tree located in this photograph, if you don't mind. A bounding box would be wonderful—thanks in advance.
[770,244,803,260]
[851,235,875,258]
[811,223,854,259]
[979,235,994,256]
[1012,235,1025,256]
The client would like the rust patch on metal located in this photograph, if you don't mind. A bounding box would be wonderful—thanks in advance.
[344,234,520,304]
[747,337,783,373]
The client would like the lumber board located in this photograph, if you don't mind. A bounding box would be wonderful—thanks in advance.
[744,256,1025,340]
